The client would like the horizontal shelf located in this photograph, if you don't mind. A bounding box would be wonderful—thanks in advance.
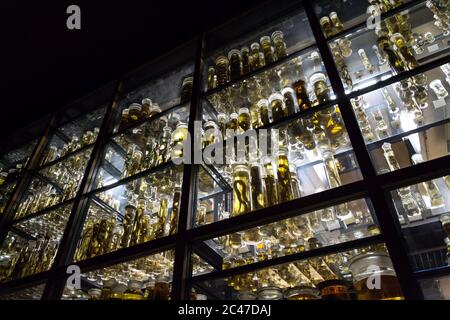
[186,180,368,242]
[36,143,94,172]
[189,234,384,284]
[0,270,50,294]
[91,195,123,221]
[10,226,37,241]
[86,160,177,196]
[203,42,317,97]
[414,265,450,280]
[326,0,424,43]
[10,198,75,225]
[111,102,188,138]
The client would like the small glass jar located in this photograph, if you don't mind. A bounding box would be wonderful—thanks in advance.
[307,237,322,249]
[172,122,189,159]
[128,103,142,122]
[141,98,152,118]
[207,66,217,90]
[203,120,220,147]
[241,46,251,75]
[88,288,102,300]
[238,107,251,132]
[180,76,193,103]
[257,287,283,300]
[349,252,404,300]
[322,150,342,188]
[257,99,271,126]
[329,12,344,32]
[430,79,449,99]
[310,72,330,104]
[320,16,334,38]
[317,280,350,300]
[268,92,286,122]
[260,36,276,64]
[281,87,298,116]
[123,280,145,300]
[271,30,287,59]
[154,274,171,300]
[215,55,229,86]
[284,286,320,300]
[250,42,265,70]
[119,108,130,130]
[293,79,311,111]
[228,49,242,82]
[217,112,227,137]
[227,112,238,134]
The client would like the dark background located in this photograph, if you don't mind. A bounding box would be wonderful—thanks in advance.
[0,0,261,138]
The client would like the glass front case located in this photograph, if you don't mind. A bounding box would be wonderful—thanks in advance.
[62,250,174,300]
[390,174,450,271]
[0,204,71,282]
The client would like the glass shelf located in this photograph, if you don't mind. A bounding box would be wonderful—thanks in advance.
[0,204,71,283]
[0,138,38,187]
[0,181,17,215]
[328,0,450,93]
[62,249,174,300]
[0,283,46,300]
[73,165,183,262]
[193,198,379,272]
[13,147,92,220]
[389,174,450,273]
[192,243,405,300]
[350,64,450,175]
[193,104,362,227]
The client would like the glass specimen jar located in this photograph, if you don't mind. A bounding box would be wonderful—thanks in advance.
[257,287,283,300]
[372,109,388,139]
[429,79,449,99]
[228,49,242,82]
[123,280,145,300]
[217,112,227,137]
[232,164,252,216]
[257,99,271,126]
[317,279,350,300]
[238,107,251,132]
[238,291,257,300]
[293,79,311,111]
[149,103,161,117]
[250,42,265,70]
[88,288,102,300]
[128,103,142,122]
[227,112,239,136]
[207,66,216,90]
[119,108,130,130]
[215,55,229,86]
[281,87,298,116]
[390,33,419,70]
[141,98,152,118]
[262,156,278,207]
[381,142,400,171]
[349,252,404,300]
[310,72,330,104]
[358,49,375,74]
[269,92,286,122]
[154,274,171,300]
[260,36,276,64]
[329,12,344,32]
[275,147,293,203]
[320,16,333,37]
[250,162,267,210]
[172,122,189,160]
[411,154,445,208]
[289,164,301,199]
[180,76,193,104]
[322,150,342,188]
[204,120,220,147]
[271,30,287,59]
[284,286,320,300]
[241,46,251,75]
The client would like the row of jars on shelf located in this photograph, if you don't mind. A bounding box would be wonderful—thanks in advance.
[0,234,60,282]
[225,247,404,300]
[15,150,91,219]
[208,30,288,89]
[40,128,99,166]
[0,159,28,187]
[76,175,182,260]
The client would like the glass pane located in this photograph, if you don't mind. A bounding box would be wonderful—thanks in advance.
[420,275,450,299]
[193,198,379,271]
[14,147,92,220]
[94,106,189,190]
[62,250,174,300]
[194,105,362,227]
[192,253,215,277]
[74,165,183,261]
[205,3,313,91]
[0,139,38,186]
[0,181,16,215]
[351,64,450,174]
[0,204,71,282]
[0,283,45,300]
[193,244,405,300]
[39,106,106,167]
[329,1,450,92]
[313,0,412,38]
[113,41,196,133]
[390,175,450,272]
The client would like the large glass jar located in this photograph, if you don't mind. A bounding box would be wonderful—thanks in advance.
[171,122,189,160]
[271,30,287,59]
[257,99,271,126]
[310,72,330,104]
[268,92,286,122]
[228,49,242,82]
[241,46,251,75]
[250,42,265,70]
[215,55,229,86]
[260,36,275,64]
[348,252,404,300]
[180,76,193,104]
[232,164,252,216]
[129,103,142,122]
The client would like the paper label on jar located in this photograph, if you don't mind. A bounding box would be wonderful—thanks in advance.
[427,44,439,53]
[433,98,446,109]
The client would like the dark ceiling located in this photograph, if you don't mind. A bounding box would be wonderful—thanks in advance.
[0,0,262,138]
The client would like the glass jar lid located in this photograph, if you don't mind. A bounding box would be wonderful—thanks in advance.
[348,251,396,282]
[141,98,152,106]
[284,286,320,299]
[259,35,271,44]
[250,42,260,50]
[217,112,227,122]
[240,46,250,53]
[215,55,229,65]
[238,291,257,300]
[320,16,331,24]
[228,49,241,59]
[257,286,283,300]
[88,288,102,297]
[238,107,250,114]
[257,99,269,108]
[268,92,283,103]
[230,112,238,119]
[271,30,284,41]
[129,103,142,111]
[309,72,327,85]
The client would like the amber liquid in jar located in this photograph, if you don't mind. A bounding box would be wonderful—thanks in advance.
[354,275,404,300]
[238,108,251,132]
[276,148,293,203]
[215,55,229,86]
[228,49,242,82]
[269,93,286,122]
[293,79,311,111]
[232,165,252,216]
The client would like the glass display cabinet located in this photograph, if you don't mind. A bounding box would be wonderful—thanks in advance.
[0,0,449,300]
